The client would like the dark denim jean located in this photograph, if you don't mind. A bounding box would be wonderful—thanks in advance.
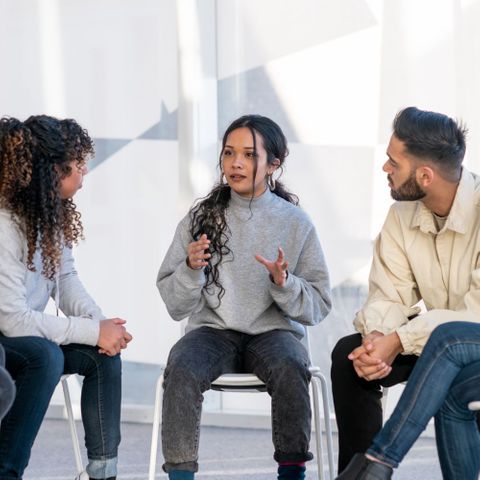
[0,335,121,480]
[0,345,14,422]
[368,322,480,480]
[161,327,313,473]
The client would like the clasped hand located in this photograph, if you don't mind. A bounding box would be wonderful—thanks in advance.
[98,318,133,356]
[348,331,403,381]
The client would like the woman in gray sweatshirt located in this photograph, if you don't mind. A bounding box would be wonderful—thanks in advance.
[0,115,132,480]
[157,114,332,480]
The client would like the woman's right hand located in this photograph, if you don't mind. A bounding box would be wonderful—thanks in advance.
[187,234,211,270]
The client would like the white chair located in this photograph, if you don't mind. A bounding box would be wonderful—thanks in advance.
[468,401,480,411]
[148,330,335,480]
[60,374,84,475]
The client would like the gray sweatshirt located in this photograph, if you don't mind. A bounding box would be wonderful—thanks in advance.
[0,208,103,345]
[157,188,331,338]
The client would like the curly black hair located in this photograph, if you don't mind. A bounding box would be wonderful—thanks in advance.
[189,114,298,306]
[0,114,94,280]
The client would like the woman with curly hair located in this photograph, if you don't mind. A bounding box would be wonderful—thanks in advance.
[0,115,132,480]
[157,114,332,480]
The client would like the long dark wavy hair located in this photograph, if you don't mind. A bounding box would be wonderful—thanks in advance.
[189,114,298,305]
[0,115,94,280]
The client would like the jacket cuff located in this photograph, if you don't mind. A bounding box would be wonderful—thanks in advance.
[395,326,416,355]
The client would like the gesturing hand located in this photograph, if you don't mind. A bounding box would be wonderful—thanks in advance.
[187,234,211,270]
[255,246,289,287]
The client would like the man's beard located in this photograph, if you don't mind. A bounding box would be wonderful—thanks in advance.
[389,171,426,201]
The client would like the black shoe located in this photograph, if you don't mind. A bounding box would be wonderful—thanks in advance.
[336,453,393,479]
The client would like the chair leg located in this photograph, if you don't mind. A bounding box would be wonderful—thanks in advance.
[310,377,325,480]
[311,371,335,480]
[61,376,84,475]
[381,386,389,422]
[468,401,480,411]
[149,373,164,480]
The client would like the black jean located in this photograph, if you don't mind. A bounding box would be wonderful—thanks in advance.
[161,327,313,473]
[330,333,418,473]
[331,332,480,474]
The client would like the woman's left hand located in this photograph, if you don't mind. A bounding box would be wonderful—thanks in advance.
[255,246,289,287]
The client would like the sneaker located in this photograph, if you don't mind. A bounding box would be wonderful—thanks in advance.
[74,473,89,480]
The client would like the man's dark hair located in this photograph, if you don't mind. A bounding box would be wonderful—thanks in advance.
[393,106,467,181]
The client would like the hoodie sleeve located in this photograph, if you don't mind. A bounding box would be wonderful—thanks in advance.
[269,226,332,326]
[0,221,99,346]
[54,246,105,321]
[156,216,206,320]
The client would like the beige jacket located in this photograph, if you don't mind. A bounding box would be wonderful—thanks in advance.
[354,169,480,355]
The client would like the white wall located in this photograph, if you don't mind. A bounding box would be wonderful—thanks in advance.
[2,0,480,415]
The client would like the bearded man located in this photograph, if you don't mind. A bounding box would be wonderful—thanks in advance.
[331,106,480,473]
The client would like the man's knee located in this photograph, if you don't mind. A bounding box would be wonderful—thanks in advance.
[428,323,455,345]
[331,334,362,367]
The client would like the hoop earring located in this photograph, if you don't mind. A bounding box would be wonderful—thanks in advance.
[268,174,276,191]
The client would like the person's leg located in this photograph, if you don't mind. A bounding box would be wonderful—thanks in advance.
[366,322,480,468]
[0,345,15,422]
[434,360,480,480]
[331,333,417,472]
[244,330,311,479]
[0,336,64,479]
[62,344,121,480]
[161,327,242,477]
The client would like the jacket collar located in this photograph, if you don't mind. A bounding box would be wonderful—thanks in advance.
[411,168,474,235]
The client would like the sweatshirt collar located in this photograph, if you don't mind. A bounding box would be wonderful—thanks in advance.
[229,187,275,210]
[411,168,474,235]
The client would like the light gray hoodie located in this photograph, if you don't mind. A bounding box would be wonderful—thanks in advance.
[0,208,103,345]
[157,188,331,338]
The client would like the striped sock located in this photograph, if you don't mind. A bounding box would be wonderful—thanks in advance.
[277,463,306,479]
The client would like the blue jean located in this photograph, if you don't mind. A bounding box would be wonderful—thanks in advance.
[0,336,121,480]
[161,327,313,473]
[367,322,480,480]
[0,345,15,422]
